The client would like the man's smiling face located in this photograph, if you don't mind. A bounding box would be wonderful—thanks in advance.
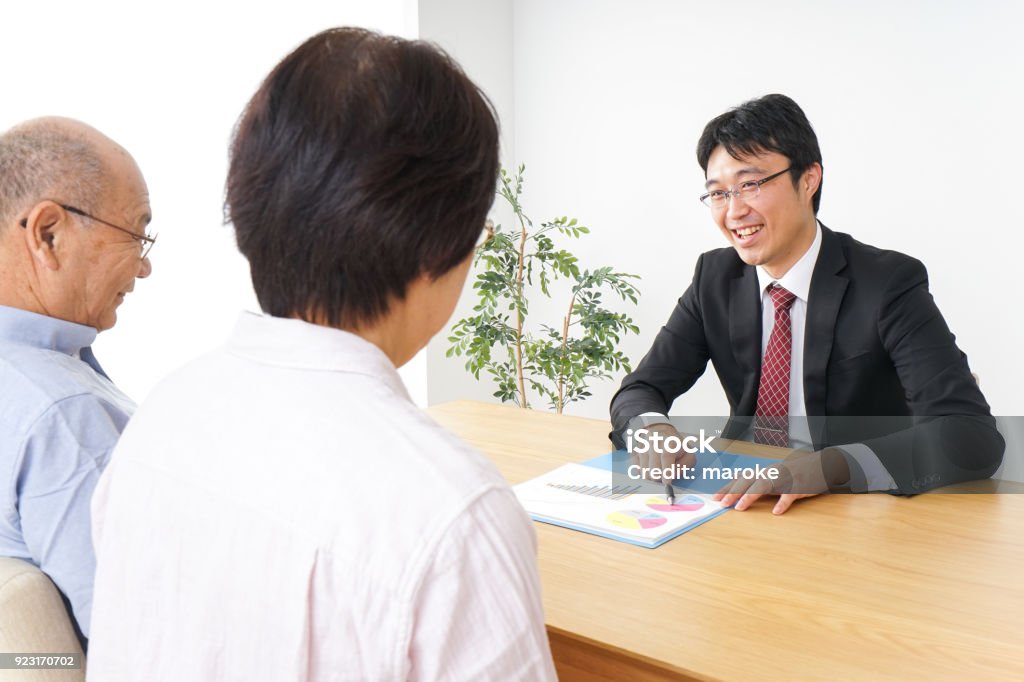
[704,146,820,279]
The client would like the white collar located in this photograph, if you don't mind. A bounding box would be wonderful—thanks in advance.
[226,311,411,402]
[755,221,822,302]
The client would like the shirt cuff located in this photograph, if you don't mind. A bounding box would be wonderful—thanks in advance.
[839,443,898,492]
[637,413,672,427]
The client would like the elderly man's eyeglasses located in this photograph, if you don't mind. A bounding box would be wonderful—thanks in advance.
[20,204,157,259]
[699,167,793,209]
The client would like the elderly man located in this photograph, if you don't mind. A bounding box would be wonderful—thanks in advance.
[0,117,153,644]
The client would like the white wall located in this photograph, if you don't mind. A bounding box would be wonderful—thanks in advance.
[5,1,1021,420]
[0,0,426,404]
[419,0,517,407]
[426,0,1024,419]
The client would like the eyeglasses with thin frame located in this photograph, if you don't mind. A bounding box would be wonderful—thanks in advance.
[19,203,157,259]
[699,166,793,209]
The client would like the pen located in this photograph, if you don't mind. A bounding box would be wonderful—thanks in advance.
[665,479,676,506]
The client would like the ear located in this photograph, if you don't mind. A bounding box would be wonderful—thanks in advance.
[802,162,822,200]
[19,201,68,271]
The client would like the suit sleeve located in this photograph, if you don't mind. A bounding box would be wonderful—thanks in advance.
[863,257,1004,493]
[609,254,711,448]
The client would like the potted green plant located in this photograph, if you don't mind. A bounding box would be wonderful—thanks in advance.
[447,165,641,414]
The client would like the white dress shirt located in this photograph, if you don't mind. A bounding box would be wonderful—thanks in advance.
[88,312,556,681]
[753,222,820,447]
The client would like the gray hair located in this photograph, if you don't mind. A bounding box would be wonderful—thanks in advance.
[0,120,107,226]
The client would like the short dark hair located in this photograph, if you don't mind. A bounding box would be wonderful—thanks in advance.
[226,27,499,328]
[696,94,823,214]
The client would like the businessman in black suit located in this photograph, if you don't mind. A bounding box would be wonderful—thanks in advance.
[610,94,1003,514]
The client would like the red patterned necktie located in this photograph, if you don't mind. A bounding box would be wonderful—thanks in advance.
[754,284,797,447]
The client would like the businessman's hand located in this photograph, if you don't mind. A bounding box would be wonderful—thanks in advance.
[628,422,697,481]
[712,448,840,514]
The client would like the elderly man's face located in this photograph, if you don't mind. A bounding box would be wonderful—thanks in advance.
[64,151,152,331]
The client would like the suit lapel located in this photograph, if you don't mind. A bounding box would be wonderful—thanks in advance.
[729,266,762,415]
[803,224,848,417]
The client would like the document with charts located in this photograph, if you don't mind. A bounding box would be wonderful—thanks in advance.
[513,462,727,549]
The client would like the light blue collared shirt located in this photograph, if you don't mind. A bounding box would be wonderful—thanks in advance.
[0,305,135,640]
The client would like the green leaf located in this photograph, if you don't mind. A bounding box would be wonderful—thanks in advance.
[447,165,644,412]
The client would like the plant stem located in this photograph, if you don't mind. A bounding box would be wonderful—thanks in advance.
[515,217,528,408]
[556,291,577,415]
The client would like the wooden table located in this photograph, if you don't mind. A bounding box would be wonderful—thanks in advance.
[427,401,1024,681]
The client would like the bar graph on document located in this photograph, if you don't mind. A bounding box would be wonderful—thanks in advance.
[545,482,642,501]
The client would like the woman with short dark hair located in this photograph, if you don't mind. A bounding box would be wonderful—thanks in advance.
[87,28,556,681]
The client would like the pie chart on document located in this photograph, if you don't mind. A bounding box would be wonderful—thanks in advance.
[607,510,668,530]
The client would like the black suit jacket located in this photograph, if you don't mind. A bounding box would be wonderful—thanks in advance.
[610,225,1003,493]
